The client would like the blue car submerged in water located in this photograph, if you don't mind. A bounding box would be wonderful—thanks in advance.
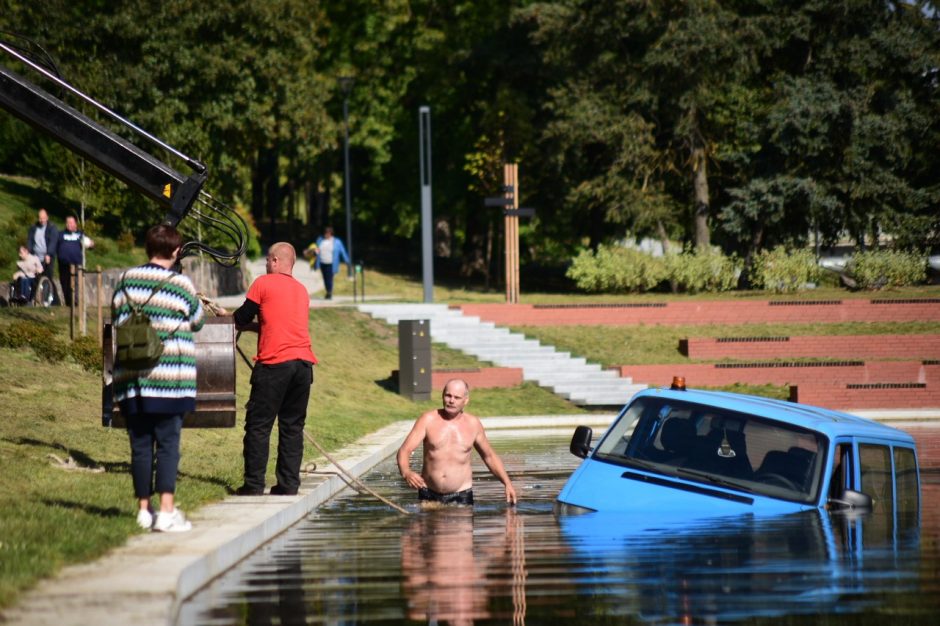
[555,383,920,518]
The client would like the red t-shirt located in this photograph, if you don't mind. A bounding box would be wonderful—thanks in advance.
[246,273,317,365]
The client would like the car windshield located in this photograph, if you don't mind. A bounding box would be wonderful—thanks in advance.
[593,396,825,504]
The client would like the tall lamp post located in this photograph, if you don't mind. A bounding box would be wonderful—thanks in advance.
[339,76,354,277]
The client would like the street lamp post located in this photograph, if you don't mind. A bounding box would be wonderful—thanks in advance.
[339,76,354,277]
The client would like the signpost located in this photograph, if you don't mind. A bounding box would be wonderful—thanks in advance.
[484,164,535,304]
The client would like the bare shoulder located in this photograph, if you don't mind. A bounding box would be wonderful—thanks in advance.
[410,409,439,432]
[417,409,440,424]
[463,412,486,435]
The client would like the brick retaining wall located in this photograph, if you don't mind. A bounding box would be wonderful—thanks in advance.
[616,361,938,388]
[457,299,940,327]
[681,334,940,360]
[791,383,940,411]
[430,367,524,390]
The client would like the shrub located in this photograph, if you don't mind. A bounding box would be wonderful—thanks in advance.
[0,319,68,362]
[749,246,821,293]
[846,249,927,290]
[566,245,667,293]
[70,335,102,372]
[116,231,136,253]
[663,247,738,293]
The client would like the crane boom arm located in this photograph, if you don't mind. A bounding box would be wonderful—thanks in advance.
[0,62,204,225]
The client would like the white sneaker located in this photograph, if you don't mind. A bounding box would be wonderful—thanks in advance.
[136,509,153,530]
[153,508,192,533]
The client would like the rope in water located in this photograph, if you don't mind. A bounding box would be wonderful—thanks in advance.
[233,330,411,516]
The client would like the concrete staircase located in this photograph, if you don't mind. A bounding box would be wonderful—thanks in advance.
[357,303,647,407]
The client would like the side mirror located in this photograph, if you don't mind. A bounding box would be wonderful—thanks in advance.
[570,425,593,459]
[829,489,873,511]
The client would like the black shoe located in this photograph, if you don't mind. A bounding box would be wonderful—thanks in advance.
[235,485,264,496]
[269,485,298,496]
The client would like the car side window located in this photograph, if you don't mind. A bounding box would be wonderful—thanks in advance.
[859,444,895,544]
[828,442,853,500]
[894,446,919,531]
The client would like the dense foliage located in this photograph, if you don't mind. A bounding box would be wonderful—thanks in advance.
[747,246,823,293]
[847,249,929,289]
[1,0,937,283]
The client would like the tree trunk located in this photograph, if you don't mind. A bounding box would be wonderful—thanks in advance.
[657,219,678,293]
[738,223,765,289]
[692,146,710,249]
[588,204,605,250]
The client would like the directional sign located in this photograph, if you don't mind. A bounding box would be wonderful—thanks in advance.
[503,208,536,218]
[484,196,514,207]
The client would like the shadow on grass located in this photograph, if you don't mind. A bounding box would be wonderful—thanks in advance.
[5,435,236,492]
[177,469,236,492]
[39,497,124,518]
[2,436,129,473]
[374,375,397,393]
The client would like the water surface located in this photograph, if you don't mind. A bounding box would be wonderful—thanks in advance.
[182,432,940,625]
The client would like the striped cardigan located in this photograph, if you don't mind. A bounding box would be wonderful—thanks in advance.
[111,263,206,416]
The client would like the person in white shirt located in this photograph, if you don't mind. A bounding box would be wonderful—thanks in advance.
[309,226,350,300]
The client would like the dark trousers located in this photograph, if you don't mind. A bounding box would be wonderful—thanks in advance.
[57,260,74,305]
[127,413,183,498]
[40,259,54,280]
[320,262,334,297]
[243,360,313,492]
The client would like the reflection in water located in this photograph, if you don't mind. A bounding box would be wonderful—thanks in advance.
[181,435,940,625]
[401,509,526,625]
[558,507,922,623]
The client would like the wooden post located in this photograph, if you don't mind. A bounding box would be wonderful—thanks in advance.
[96,266,103,347]
[503,163,520,304]
[504,163,512,303]
[510,163,519,304]
[78,265,86,336]
[69,264,75,340]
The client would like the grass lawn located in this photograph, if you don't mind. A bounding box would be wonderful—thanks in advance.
[510,321,940,368]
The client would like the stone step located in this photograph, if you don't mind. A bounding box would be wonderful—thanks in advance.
[357,303,648,407]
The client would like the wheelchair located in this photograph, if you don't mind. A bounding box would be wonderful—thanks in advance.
[6,275,56,307]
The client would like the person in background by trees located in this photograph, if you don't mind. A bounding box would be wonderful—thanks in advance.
[111,224,205,532]
[56,215,93,305]
[11,244,43,302]
[26,208,58,284]
[310,226,349,300]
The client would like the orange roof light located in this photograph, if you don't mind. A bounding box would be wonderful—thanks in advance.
[671,376,686,391]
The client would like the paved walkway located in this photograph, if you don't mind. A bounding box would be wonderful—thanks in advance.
[0,415,613,626]
[212,257,397,310]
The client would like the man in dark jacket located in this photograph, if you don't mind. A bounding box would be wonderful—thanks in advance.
[57,215,93,305]
[26,208,58,281]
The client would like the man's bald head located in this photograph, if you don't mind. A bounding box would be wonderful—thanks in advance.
[265,242,296,275]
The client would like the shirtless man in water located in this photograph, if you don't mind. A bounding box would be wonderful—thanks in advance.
[397,379,517,505]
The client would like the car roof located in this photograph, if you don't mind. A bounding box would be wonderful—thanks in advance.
[634,387,916,445]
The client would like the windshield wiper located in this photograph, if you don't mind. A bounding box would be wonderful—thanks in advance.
[620,457,661,472]
[674,467,754,493]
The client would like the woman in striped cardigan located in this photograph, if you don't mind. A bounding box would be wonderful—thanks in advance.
[111,224,205,532]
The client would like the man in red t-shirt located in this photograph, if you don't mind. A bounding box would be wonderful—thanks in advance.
[233,242,317,496]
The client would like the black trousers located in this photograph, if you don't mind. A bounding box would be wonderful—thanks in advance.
[57,260,74,305]
[320,262,334,297]
[126,413,183,498]
[243,360,313,492]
